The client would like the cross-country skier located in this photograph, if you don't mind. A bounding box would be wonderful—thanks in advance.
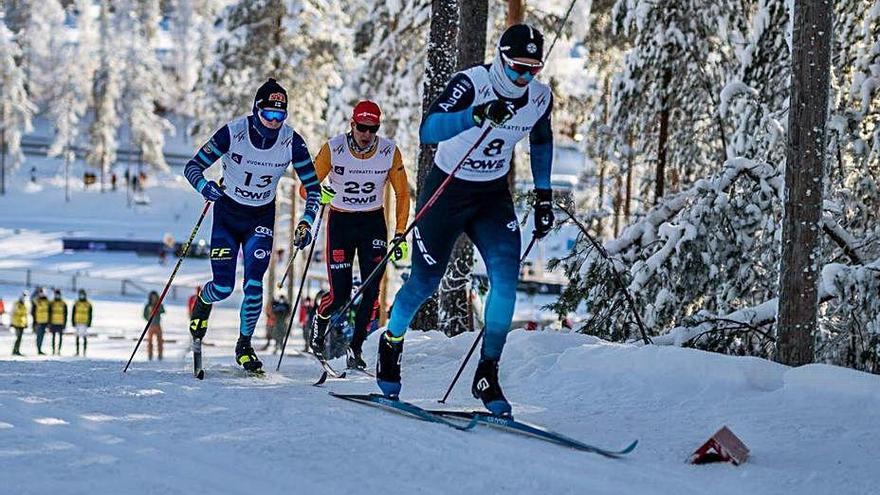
[183,78,321,372]
[306,101,411,370]
[375,24,555,416]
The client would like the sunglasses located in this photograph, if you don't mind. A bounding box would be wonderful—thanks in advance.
[355,122,380,133]
[260,109,287,122]
[502,54,544,76]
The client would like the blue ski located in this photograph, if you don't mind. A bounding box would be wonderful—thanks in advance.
[330,393,479,431]
[426,410,638,457]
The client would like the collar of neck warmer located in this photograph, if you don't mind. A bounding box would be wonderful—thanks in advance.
[489,53,528,100]
[250,110,280,140]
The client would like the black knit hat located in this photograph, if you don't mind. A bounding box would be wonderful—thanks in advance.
[499,24,544,61]
[254,78,288,110]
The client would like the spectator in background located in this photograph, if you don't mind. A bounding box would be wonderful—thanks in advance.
[270,296,291,354]
[111,173,118,191]
[0,296,6,325]
[30,166,37,183]
[11,293,28,356]
[187,286,201,318]
[49,289,68,355]
[72,289,93,356]
[31,288,49,355]
[143,291,164,360]
[299,296,313,331]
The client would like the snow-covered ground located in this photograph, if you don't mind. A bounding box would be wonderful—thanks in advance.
[2,148,879,495]
[1,323,878,495]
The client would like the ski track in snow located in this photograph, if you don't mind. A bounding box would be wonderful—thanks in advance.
[0,329,878,495]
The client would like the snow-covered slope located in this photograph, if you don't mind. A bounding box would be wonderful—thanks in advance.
[1,329,877,495]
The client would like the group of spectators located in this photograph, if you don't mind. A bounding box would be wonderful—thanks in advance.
[2,287,93,356]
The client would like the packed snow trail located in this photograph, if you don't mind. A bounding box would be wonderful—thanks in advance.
[1,330,879,495]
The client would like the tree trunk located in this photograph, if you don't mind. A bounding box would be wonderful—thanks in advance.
[410,0,460,332]
[436,0,487,337]
[776,0,832,367]
[507,0,524,25]
[655,71,671,205]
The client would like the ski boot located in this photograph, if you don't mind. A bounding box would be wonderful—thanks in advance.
[376,330,403,399]
[310,314,329,358]
[346,347,367,371]
[472,358,512,417]
[235,335,263,373]
[189,296,212,341]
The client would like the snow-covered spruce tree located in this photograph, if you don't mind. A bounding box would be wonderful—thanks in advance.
[17,0,67,110]
[86,0,122,190]
[168,0,223,119]
[332,0,429,163]
[117,0,174,172]
[0,20,36,184]
[195,0,346,145]
[551,0,880,372]
[47,0,98,165]
[610,0,748,203]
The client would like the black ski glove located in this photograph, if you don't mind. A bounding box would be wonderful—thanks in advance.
[533,189,554,239]
[472,100,516,127]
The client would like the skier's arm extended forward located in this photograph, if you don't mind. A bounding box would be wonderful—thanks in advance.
[419,73,479,144]
[183,126,231,198]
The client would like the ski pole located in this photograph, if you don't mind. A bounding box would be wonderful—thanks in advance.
[123,188,218,373]
[438,234,537,403]
[276,203,328,370]
[556,203,651,345]
[326,125,495,328]
[277,245,302,289]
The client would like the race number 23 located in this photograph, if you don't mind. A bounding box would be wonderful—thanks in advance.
[344,181,375,194]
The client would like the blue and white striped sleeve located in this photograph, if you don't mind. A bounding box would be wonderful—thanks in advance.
[290,132,321,226]
[183,125,231,193]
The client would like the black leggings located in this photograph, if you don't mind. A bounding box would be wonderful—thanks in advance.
[317,208,387,354]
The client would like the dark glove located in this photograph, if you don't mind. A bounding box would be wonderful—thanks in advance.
[390,234,409,262]
[533,189,554,239]
[472,100,516,127]
[293,221,313,249]
[197,179,224,202]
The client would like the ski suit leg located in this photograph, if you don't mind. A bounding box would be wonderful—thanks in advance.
[466,193,521,361]
[200,204,239,304]
[351,210,388,354]
[386,170,477,338]
[239,223,273,338]
[316,210,355,319]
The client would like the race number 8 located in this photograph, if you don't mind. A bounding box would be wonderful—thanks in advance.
[483,139,505,156]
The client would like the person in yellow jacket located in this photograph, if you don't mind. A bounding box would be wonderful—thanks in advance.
[31,288,50,355]
[72,289,93,357]
[49,289,68,355]
[11,293,28,356]
[302,101,412,370]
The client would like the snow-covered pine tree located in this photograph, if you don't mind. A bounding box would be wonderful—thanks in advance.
[47,1,98,170]
[776,0,834,366]
[86,0,122,191]
[610,0,747,203]
[118,0,174,172]
[195,0,346,145]
[0,20,36,193]
[551,0,880,373]
[408,0,459,333]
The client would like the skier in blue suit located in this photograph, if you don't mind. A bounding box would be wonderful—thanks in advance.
[183,78,321,372]
[376,25,555,416]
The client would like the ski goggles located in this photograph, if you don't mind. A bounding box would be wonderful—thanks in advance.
[355,122,380,134]
[501,54,544,76]
[260,108,287,122]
